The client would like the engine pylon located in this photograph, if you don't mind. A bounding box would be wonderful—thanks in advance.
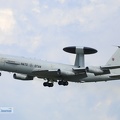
[63,46,97,67]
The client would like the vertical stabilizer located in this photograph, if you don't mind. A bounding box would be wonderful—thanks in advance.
[106,47,120,66]
[106,47,120,74]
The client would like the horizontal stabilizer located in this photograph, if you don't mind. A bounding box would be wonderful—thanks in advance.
[109,75,120,79]
[101,65,120,70]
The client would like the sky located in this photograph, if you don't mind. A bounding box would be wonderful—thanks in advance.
[0,0,120,120]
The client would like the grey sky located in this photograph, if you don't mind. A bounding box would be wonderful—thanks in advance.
[0,0,120,120]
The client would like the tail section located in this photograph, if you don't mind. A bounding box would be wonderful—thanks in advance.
[106,47,120,66]
[106,47,120,74]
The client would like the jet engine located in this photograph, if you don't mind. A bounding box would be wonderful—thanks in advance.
[13,73,33,80]
[86,66,104,75]
[57,69,75,76]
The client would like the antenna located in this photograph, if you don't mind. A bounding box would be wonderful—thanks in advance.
[63,46,97,67]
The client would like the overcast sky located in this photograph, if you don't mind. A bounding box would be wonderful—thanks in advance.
[0,0,120,120]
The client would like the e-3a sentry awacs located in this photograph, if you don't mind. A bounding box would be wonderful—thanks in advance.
[0,46,120,87]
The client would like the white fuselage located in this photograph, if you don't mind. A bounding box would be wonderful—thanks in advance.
[0,54,117,83]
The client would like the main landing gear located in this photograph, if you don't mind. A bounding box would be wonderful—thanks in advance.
[43,82,54,87]
[58,80,69,86]
[43,79,69,87]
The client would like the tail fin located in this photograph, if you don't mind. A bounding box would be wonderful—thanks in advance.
[106,47,120,74]
[106,47,120,66]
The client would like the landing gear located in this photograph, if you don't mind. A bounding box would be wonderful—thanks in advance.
[43,79,69,87]
[43,82,54,87]
[58,80,69,86]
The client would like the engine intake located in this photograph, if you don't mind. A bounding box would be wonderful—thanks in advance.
[13,73,33,80]
[57,69,75,76]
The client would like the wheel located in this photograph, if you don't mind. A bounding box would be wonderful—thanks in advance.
[43,82,54,87]
[48,83,54,87]
[63,81,69,86]
[43,82,48,87]
[58,81,69,86]
[58,81,63,85]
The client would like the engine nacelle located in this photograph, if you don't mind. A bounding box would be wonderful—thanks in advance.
[86,66,104,75]
[57,69,75,76]
[13,73,33,80]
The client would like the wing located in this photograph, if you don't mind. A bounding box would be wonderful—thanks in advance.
[32,68,87,82]
[32,69,59,78]
[109,74,120,79]
[86,65,120,75]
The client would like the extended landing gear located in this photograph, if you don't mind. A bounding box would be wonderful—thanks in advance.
[43,82,54,87]
[43,79,69,87]
[58,80,69,86]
